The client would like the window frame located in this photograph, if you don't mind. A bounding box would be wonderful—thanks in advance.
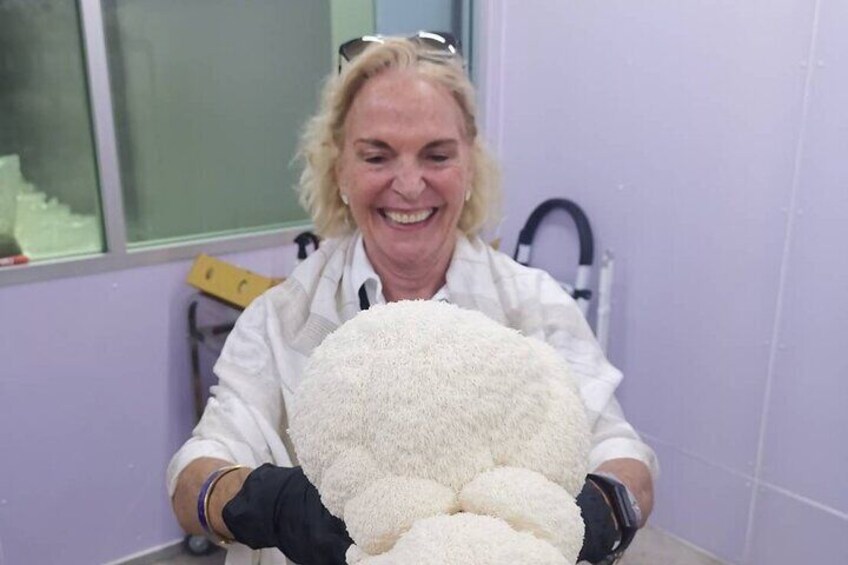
[0,0,482,288]
[0,0,310,288]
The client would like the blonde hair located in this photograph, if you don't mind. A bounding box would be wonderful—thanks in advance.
[296,37,500,238]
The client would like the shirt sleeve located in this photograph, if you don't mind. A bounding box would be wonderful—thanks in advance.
[166,295,296,498]
[588,394,659,479]
[510,267,659,480]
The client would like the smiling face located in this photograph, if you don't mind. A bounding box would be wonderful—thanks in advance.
[336,69,473,279]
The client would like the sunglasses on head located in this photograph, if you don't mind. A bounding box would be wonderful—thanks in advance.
[337,31,461,73]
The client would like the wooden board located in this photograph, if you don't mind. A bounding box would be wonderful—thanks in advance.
[186,254,283,309]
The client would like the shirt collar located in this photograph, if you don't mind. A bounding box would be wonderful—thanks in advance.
[349,232,450,307]
[350,233,384,306]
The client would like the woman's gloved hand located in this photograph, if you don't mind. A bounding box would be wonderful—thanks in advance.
[222,464,352,565]
[576,479,619,563]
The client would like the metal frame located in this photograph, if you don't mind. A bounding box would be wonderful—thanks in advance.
[472,0,503,156]
[0,0,311,288]
[79,0,127,256]
[0,227,307,287]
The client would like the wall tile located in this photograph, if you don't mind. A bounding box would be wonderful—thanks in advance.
[760,0,848,515]
[0,245,290,564]
[648,441,752,563]
[746,484,848,564]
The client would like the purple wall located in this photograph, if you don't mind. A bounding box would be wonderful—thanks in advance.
[482,1,847,563]
[0,246,294,564]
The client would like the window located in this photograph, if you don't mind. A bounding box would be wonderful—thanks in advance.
[102,0,330,245]
[0,0,472,284]
[0,0,104,263]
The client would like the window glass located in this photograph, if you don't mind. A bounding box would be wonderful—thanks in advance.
[102,0,339,246]
[374,0,472,75]
[0,0,104,263]
[330,0,375,66]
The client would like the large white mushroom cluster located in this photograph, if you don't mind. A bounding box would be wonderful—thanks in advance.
[289,300,590,564]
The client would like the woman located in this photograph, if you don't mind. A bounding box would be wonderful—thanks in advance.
[168,37,657,565]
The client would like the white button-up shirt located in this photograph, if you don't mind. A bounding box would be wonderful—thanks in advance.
[168,232,658,565]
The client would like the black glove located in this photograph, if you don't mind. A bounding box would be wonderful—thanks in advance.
[222,464,353,565]
[576,479,620,563]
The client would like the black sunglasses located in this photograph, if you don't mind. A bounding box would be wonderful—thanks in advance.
[337,31,461,73]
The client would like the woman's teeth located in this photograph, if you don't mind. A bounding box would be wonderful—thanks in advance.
[384,208,435,224]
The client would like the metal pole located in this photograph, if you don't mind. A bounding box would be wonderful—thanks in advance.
[78,0,127,255]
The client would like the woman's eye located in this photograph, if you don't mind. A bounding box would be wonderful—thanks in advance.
[428,154,450,163]
[363,155,386,164]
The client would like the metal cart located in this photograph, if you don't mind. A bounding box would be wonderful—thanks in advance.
[513,198,615,352]
[183,293,241,556]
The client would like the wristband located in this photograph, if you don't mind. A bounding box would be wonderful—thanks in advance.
[577,479,620,563]
[591,472,642,528]
[585,473,641,563]
[197,465,246,546]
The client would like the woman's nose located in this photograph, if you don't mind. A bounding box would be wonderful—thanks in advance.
[391,162,426,200]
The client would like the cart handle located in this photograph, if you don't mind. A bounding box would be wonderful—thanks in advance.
[514,198,594,268]
[513,198,595,310]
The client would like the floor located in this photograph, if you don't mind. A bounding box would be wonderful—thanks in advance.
[150,543,224,565]
[150,527,725,565]
[619,527,724,565]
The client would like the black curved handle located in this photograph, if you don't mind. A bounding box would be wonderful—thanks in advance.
[513,198,594,267]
